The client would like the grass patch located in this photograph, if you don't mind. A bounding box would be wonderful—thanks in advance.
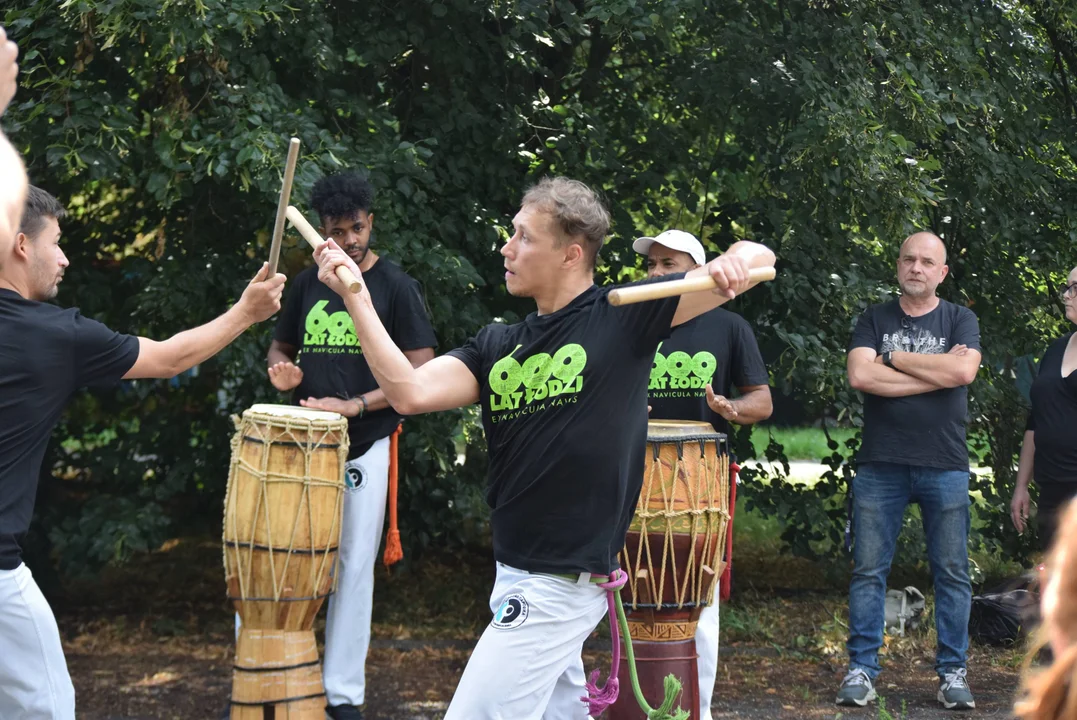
[750,426,857,461]
[749,426,993,464]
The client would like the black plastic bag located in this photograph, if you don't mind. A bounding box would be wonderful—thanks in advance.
[968,574,1040,647]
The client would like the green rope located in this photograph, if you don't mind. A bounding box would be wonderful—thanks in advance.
[612,586,691,720]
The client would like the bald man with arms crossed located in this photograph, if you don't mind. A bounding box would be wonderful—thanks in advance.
[837,232,981,712]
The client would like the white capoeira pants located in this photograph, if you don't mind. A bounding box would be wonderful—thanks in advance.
[0,563,76,719]
[233,435,390,708]
[444,562,609,720]
[695,603,721,720]
[322,436,391,707]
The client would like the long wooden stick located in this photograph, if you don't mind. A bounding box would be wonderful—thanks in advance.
[268,138,301,276]
[285,205,362,294]
[607,266,776,306]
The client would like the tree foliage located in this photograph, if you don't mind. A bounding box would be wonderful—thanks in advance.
[4,0,1076,575]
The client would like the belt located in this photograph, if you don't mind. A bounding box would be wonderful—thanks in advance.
[544,571,612,586]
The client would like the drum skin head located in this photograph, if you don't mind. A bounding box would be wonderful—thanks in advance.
[646,419,723,443]
[246,403,343,422]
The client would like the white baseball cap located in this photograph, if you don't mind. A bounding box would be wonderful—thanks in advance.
[632,229,706,266]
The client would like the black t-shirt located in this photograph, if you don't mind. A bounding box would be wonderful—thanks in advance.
[849,298,981,471]
[0,289,140,569]
[647,308,769,436]
[1026,332,1077,487]
[273,260,437,458]
[447,277,682,576]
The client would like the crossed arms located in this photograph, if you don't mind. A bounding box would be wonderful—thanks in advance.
[847,344,980,398]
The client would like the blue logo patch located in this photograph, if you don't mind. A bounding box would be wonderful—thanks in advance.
[345,461,366,490]
[492,593,529,630]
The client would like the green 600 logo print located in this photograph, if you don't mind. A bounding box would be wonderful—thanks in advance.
[488,343,587,410]
[650,343,716,390]
[304,300,359,348]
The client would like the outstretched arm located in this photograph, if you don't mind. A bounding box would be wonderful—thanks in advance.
[314,241,478,414]
[672,241,776,327]
[0,26,18,117]
[125,263,285,379]
[300,347,438,416]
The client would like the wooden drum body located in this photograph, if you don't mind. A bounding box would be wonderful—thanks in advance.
[610,420,730,720]
[222,404,348,719]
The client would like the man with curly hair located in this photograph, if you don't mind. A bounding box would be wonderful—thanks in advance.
[266,170,436,720]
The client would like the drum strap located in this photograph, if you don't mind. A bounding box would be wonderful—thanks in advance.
[583,570,691,720]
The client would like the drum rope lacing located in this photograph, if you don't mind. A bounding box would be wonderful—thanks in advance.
[223,412,347,605]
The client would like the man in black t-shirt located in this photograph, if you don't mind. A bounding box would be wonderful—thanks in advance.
[0,187,284,719]
[634,228,772,720]
[265,172,436,720]
[837,232,981,712]
[313,177,775,720]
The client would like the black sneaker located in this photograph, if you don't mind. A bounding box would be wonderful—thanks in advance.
[326,704,365,720]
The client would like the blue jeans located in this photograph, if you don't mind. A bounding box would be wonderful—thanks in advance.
[847,462,971,679]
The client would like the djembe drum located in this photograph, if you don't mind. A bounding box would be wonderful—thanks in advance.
[222,404,348,719]
[609,420,730,720]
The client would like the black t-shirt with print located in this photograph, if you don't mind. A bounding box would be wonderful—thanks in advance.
[274,260,437,459]
[447,275,682,576]
[1026,332,1077,487]
[0,289,141,569]
[849,298,981,471]
[647,308,769,436]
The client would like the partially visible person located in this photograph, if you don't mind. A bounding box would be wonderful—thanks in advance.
[0,25,18,117]
[636,228,772,720]
[1011,267,1077,549]
[0,131,25,252]
[0,25,26,258]
[0,186,285,719]
[1015,499,1077,720]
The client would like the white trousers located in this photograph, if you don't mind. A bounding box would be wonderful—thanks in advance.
[695,603,721,720]
[233,436,390,708]
[0,563,76,719]
[323,436,391,707]
[444,563,609,720]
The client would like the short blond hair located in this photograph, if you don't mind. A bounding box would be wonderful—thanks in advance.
[521,177,610,269]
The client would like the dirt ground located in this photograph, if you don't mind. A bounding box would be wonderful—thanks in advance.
[65,641,1020,719]
[49,538,1023,720]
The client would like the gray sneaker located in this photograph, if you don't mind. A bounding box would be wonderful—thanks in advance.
[836,668,877,707]
[938,667,975,710]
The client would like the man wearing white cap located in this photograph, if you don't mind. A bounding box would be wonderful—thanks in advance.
[633,228,773,720]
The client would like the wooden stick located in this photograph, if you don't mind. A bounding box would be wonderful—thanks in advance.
[268,138,301,276]
[285,205,362,294]
[607,266,776,306]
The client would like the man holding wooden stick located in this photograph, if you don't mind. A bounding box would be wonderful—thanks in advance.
[311,176,775,719]
[0,186,285,719]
